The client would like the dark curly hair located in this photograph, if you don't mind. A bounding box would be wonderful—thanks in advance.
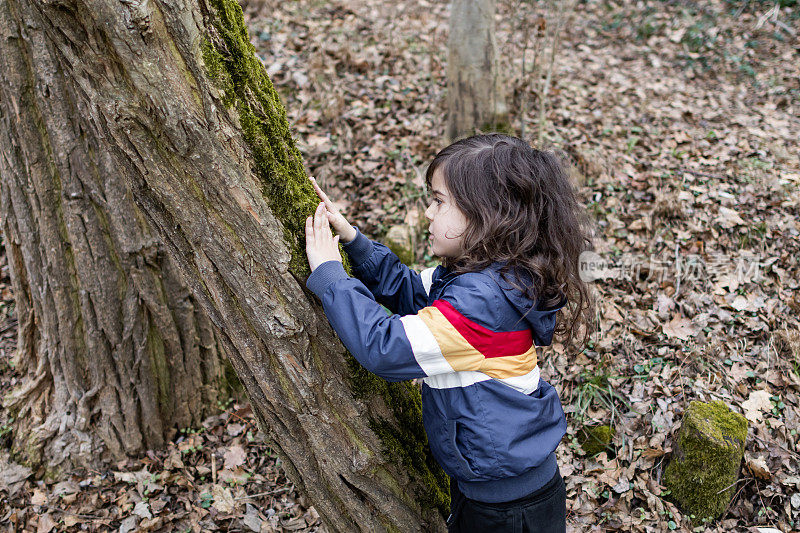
[425,133,595,353]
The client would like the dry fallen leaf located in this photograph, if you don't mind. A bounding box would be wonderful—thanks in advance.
[242,503,263,532]
[662,315,699,341]
[35,513,56,533]
[31,488,47,506]
[224,445,247,470]
[641,448,666,459]
[113,468,151,485]
[655,294,675,318]
[133,500,152,519]
[219,466,250,484]
[730,294,750,311]
[118,515,138,533]
[211,483,236,514]
[164,447,184,470]
[0,459,32,498]
[715,206,745,228]
[226,423,245,437]
[728,362,750,383]
[741,389,773,423]
[746,455,771,480]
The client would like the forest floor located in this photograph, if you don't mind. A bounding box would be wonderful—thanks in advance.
[1,0,799,531]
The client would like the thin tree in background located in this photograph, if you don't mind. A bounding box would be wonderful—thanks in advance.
[447,0,509,141]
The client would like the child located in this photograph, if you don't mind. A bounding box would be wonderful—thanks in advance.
[304,133,593,532]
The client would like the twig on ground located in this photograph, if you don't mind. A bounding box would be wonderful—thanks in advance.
[6,499,102,520]
[234,485,292,500]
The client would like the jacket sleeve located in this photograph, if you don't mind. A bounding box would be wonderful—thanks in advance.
[306,261,537,386]
[340,225,431,316]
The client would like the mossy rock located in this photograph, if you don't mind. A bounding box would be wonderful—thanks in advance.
[578,424,614,456]
[384,224,416,266]
[663,400,748,522]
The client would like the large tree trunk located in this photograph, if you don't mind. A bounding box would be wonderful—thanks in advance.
[0,2,230,471]
[0,0,448,530]
[446,0,509,141]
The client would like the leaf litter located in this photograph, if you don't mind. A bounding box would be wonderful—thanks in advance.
[1,0,799,531]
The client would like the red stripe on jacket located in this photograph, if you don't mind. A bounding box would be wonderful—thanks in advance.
[431,299,533,358]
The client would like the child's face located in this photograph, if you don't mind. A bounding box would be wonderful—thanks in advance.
[424,168,469,259]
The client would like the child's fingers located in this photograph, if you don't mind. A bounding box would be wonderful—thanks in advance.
[314,202,327,235]
[310,176,327,200]
[310,177,338,213]
[319,204,331,230]
[309,176,323,195]
[305,215,314,246]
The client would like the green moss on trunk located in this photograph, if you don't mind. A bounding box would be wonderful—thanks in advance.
[201,0,333,275]
[200,0,448,520]
[348,358,449,515]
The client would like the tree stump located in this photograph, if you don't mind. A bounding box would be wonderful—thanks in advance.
[663,400,748,521]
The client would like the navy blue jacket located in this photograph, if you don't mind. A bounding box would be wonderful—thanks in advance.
[306,226,567,503]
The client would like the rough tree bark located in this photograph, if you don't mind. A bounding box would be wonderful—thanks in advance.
[0,0,448,530]
[0,3,232,471]
[446,0,509,142]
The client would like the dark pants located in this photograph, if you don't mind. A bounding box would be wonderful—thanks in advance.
[446,469,566,533]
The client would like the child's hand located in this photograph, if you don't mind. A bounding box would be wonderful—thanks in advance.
[306,202,342,272]
[309,176,357,243]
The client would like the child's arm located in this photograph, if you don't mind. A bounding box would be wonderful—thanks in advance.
[307,260,538,390]
[341,225,431,315]
[305,196,539,388]
[309,175,429,315]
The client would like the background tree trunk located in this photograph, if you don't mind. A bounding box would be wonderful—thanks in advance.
[0,2,231,471]
[446,0,509,142]
[0,0,448,530]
